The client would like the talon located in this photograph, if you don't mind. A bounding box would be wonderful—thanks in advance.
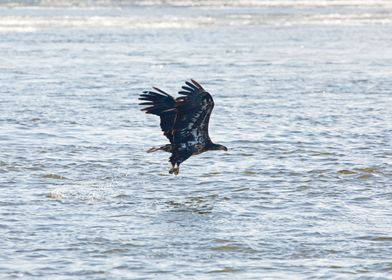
[169,164,180,175]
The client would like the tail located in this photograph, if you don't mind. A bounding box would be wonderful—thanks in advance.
[147,144,172,153]
[139,87,176,116]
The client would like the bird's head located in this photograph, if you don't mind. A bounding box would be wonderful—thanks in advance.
[210,143,228,151]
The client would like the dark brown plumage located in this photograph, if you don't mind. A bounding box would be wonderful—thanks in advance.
[139,79,227,175]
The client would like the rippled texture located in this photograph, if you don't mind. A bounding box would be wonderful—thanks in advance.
[1,1,392,279]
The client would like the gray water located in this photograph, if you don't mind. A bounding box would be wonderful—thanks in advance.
[1,1,392,279]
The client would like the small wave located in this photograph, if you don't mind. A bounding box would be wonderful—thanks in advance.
[1,8,391,33]
[2,0,392,8]
[0,26,36,32]
[355,167,381,174]
[338,167,384,176]
[209,243,256,253]
[357,236,392,242]
[0,15,214,31]
[338,169,357,175]
[42,173,68,179]
[48,189,63,200]
[208,267,239,273]
[47,179,121,202]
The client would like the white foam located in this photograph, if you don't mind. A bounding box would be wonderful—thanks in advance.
[0,15,215,31]
[8,0,391,7]
[0,0,391,32]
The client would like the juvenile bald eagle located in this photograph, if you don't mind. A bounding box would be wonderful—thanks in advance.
[139,79,227,175]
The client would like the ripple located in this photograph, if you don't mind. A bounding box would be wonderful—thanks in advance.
[358,236,392,242]
[48,190,63,200]
[42,174,68,180]
[337,170,357,175]
[208,267,240,273]
[209,243,257,253]
[210,245,243,251]
[355,167,382,174]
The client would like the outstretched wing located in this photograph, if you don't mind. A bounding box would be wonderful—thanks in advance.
[138,87,176,143]
[173,79,214,146]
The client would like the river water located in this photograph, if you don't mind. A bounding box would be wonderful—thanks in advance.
[1,1,392,279]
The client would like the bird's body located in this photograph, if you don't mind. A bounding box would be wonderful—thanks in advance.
[139,79,227,175]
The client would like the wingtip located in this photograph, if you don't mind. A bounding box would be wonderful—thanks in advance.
[190,79,204,90]
[152,86,170,96]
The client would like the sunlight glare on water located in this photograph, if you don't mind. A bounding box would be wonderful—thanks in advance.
[1,0,392,279]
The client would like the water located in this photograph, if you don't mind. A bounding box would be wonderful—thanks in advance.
[1,1,392,279]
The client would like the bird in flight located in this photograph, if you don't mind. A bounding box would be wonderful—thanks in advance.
[139,79,227,175]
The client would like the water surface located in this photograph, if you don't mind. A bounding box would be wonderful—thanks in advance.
[1,1,392,279]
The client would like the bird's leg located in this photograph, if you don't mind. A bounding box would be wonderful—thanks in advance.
[169,163,176,174]
[169,163,180,175]
[173,164,180,175]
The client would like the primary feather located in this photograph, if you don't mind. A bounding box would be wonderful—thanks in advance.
[139,87,176,142]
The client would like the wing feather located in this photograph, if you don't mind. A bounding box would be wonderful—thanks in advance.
[172,80,214,146]
[138,88,176,142]
[138,80,215,166]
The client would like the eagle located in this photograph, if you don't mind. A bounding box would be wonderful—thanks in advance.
[139,79,227,175]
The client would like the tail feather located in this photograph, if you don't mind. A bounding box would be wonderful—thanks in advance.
[147,147,160,153]
[147,144,172,153]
